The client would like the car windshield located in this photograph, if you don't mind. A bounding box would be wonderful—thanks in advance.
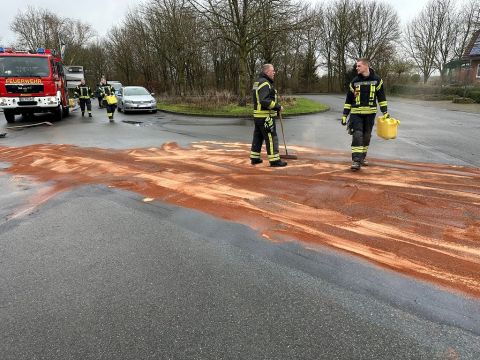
[124,87,149,96]
[0,56,50,77]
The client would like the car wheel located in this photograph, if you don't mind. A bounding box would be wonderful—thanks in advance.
[118,102,123,112]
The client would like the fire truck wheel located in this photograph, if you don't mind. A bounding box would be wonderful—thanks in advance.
[4,110,15,123]
[53,105,63,122]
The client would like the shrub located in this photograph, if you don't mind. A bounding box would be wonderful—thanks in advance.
[452,97,475,104]
[467,90,480,103]
[410,74,421,83]
[390,84,441,95]
[390,84,480,103]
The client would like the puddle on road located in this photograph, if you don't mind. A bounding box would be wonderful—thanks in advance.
[163,117,250,127]
[0,141,479,298]
[122,120,145,126]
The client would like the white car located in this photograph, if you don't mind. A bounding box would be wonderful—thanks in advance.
[109,81,122,95]
[117,86,157,113]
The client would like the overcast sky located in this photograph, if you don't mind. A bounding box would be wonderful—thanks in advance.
[0,0,467,47]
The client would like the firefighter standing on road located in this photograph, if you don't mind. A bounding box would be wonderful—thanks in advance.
[96,77,106,109]
[73,79,94,118]
[99,81,117,122]
[342,58,390,171]
[250,63,287,167]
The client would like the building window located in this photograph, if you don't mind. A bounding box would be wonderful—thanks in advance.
[477,64,480,78]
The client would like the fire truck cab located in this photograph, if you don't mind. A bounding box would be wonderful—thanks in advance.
[0,47,69,123]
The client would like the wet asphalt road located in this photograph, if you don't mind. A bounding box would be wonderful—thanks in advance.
[1,95,478,166]
[1,98,480,359]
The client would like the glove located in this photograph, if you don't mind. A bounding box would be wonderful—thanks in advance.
[341,115,347,126]
[347,120,353,135]
[383,112,390,119]
[264,116,274,132]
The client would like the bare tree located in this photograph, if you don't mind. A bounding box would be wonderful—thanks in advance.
[10,6,95,65]
[349,0,400,62]
[316,3,336,91]
[78,41,111,85]
[189,0,303,105]
[433,0,459,83]
[104,23,135,83]
[144,0,208,94]
[404,0,441,83]
[455,0,480,59]
[330,0,356,89]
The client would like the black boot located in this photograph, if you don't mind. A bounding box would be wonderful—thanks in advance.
[81,112,84,117]
[251,158,263,165]
[270,160,287,167]
[88,113,92,118]
[351,161,361,171]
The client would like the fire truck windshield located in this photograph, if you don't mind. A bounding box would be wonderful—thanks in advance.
[0,56,50,77]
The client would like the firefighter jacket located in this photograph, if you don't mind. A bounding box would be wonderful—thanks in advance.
[343,68,387,116]
[74,85,94,99]
[252,73,281,118]
[99,84,115,98]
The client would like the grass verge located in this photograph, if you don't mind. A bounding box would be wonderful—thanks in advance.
[157,97,329,117]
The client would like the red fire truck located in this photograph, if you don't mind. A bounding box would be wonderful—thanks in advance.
[0,47,70,123]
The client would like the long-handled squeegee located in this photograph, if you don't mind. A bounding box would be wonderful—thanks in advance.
[278,112,298,160]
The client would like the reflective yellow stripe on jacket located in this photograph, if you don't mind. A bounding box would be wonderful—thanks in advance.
[351,106,378,114]
[253,81,277,118]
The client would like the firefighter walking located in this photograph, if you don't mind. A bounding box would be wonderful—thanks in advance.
[74,79,94,117]
[96,77,106,109]
[342,58,390,171]
[99,81,117,122]
[250,63,287,167]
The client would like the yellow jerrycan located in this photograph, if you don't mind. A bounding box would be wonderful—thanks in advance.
[376,115,400,140]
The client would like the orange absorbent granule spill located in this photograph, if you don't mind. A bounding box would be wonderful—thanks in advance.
[1,142,479,297]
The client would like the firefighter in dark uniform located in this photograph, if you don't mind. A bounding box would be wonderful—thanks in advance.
[342,58,390,171]
[99,81,117,122]
[250,63,287,167]
[96,77,106,108]
[73,79,94,117]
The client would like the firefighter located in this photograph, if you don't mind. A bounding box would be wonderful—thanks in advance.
[99,81,117,122]
[73,78,94,117]
[96,77,106,109]
[342,58,390,171]
[250,63,287,167]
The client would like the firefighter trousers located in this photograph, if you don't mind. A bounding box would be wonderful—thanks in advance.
[250,116,281,163]
[106,103,116,120]
[79,98,92,114]
[350,113,375,162]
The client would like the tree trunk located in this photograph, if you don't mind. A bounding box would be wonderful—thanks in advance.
[238,42,248,107]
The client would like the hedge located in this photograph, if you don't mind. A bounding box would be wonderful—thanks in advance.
[389,84,480,103]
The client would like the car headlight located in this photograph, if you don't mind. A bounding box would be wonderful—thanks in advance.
[124,100,133,104]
